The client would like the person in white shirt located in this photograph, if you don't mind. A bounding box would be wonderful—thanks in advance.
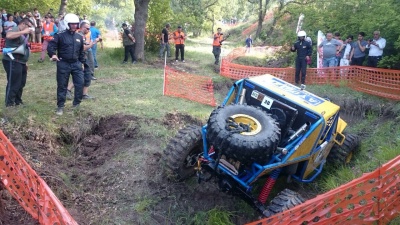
[366,31,386,67]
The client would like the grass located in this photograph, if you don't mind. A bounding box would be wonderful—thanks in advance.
[1,37,399,224]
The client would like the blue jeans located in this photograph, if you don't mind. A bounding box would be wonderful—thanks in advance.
[159,43,170,58]
[323,57,337,67]
[91,43,98,67]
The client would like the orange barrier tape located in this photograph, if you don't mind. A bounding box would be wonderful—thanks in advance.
[0,39,42,53]
[163,65,216,107]
[0,130,78,225]
[246,155,400,225]
[221,47,400,100]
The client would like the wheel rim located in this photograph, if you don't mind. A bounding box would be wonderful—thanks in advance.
[345,152,353,163]
[229,114,262,136]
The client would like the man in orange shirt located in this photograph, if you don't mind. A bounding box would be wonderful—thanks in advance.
[38,15,58,62]
[173,25,186,62]
[212,27,226,65]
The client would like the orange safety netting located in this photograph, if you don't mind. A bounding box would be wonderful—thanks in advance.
[221,47,400,100]
[163,65,216,107]
[0,130,78,225]
[246,155,400,225]
[0,38,42,53]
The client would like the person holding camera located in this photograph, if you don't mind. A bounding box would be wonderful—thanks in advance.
[173,25,186,62]
[349,32,367,66]
[212,28,229,65]
[2,18,34,107]
[365,31,386,67]
[291,30,312,85]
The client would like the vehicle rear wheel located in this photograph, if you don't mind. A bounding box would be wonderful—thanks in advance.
[328,133,360,165]
[163,125,203,181]
[263,189,305,217]
[206,104,281,165]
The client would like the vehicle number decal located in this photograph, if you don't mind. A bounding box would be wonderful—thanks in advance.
[251,90,259,99]
[261,95,274,110]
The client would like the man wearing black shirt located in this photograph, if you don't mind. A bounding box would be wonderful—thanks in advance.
[159,23,170,58]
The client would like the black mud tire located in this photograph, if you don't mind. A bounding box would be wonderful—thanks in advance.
[328,133,360,165]
[163,125,203,181]
[206,104,281,165]
[263,189,305,217]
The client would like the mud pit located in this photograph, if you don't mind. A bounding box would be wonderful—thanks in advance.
[0,113,251,225]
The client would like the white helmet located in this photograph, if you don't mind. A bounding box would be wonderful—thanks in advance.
[297,30,306,37]
[64,13,80,30]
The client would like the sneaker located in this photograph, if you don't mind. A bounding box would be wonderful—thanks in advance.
[82,94,94,100]
[38,59,44,63]
[132,61,137,64]
[122,61,128,64]
[175,60,178,62]
[182,60,185,63]
[66,90,73,100]
[91,76,97,80]
[72,104,80,109]
[95,66,99,69]
[55,107,64,116]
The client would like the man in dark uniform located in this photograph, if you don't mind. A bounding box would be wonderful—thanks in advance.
[2,18,34,107]
[47,13,85,115]
[291,30,312,85]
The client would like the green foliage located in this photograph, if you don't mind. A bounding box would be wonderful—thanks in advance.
[145,0,173,52]
[192,208,235,225]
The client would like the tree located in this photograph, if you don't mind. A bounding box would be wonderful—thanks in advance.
[59,0,67,15]
[133,0,151,61]
[248,0,270,38]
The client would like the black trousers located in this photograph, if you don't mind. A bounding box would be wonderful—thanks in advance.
[2,59,27,106]
[295,57,307,84]
[175,44,184,61]
[351,56,365,66]
[124,44,136,62]
[367,56,381,67]
[56,61,84,107]
[213,46,221,64]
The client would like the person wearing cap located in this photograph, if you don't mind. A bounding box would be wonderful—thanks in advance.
[159,23,171,58]
[121,23,136,64]
[291,30,312,85]
[47,13,86,115]
[173,25,186,62]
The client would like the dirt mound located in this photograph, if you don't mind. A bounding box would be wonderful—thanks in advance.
[163,112,204,130]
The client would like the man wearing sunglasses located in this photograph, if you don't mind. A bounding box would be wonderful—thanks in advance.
[2,18,34,107]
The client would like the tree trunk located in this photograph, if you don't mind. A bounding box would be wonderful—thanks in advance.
[59,0,68,16]
[134,0,151,61]
[255,0,263,38]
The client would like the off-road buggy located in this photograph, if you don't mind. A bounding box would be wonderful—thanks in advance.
[164,74,360,216]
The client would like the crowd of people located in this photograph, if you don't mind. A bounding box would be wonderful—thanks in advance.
[2,9,102,116]
[291,30,386,85]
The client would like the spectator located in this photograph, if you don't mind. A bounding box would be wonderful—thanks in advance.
[33,8,41,19]
[245,35,253,53]
[349,32,367,66]
[173,25,186,62]
[90,20,101,69]
[340,35,353,66]
[38,16,58,62]
[366,31,386,67]
[1,9,7,25]
[121,23,136,64]
[291,30,312,85]
[334,32,344,66]
[318,32,342,67]
[58,14,67,32]
[47,13,86,116]
[13,12,21,25]
[2,18,34,107]
[26,12,37,42]
[159,23,171,58]
[3,15,17,30]
[212,27,227,65]
[34,15,42,43]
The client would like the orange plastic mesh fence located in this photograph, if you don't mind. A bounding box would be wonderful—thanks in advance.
[163,65,216,107]
[0,130,78,225]
[221,48,400,100]
[246,156,400,225]
[0,39,42,53]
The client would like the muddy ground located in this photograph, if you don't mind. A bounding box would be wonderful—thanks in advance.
[1,77,399,225]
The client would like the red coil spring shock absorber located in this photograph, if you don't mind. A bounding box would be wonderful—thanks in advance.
[258,169,282,204]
